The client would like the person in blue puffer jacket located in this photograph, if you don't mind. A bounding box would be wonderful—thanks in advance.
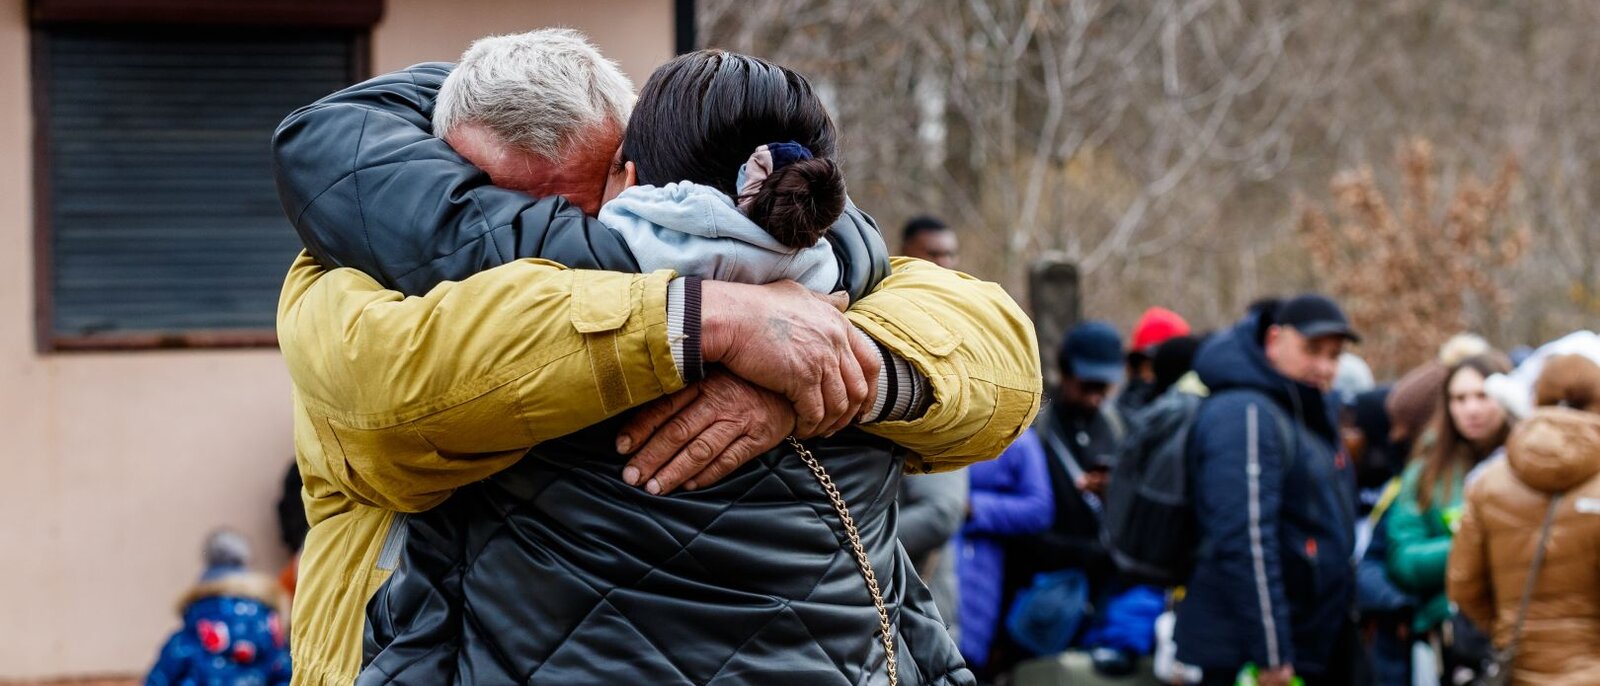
[953,429,1054,674]
[146,531,291,686]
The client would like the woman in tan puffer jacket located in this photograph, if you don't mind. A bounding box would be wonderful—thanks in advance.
[1447,401,1600,684]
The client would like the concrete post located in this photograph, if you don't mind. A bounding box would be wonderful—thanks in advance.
[1029,257,1081,394]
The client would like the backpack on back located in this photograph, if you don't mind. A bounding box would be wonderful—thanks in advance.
[1099,388,1294,586]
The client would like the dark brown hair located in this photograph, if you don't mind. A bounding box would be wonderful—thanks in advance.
[1416,354,1512,509]
[622,50,845,250]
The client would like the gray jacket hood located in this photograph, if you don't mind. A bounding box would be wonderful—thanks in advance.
[600,182,840,293]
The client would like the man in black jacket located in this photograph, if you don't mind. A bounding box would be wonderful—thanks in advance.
[1036,322,1129,548]
[1175,296,1360,686]
[983,322,1131,674]
[1019,321,1129,579]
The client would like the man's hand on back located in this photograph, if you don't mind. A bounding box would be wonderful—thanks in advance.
[616,371,795,496]
[610,279,885,495]
[699,279,880,438]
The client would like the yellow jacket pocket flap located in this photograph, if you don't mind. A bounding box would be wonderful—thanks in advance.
[569,271,632,333]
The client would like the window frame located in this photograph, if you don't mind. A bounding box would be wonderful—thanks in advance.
[31,13,371,353]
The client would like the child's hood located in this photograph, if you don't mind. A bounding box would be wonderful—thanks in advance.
[601,182,800,251]
[177,570,287,620]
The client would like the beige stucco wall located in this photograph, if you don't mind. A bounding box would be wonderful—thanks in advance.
[0,0,673,679]
[375,0,673,84]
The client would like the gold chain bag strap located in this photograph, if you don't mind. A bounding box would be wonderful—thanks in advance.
[787,437,899,686]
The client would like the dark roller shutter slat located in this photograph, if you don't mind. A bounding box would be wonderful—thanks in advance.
[47,27,356,337]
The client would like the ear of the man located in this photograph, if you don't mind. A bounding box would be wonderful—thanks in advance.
[625,160,638,189]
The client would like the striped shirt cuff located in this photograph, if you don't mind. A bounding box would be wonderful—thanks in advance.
[862,329,931,423]
[665,277,704,384]
[667,287,928,422]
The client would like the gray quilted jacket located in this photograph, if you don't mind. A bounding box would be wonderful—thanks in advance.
[362,427,971,685]
[273,65,972,686]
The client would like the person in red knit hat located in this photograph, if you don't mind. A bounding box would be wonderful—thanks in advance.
[1117,306,1192,417]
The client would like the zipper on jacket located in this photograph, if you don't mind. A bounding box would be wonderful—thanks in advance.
[376,513,409,571]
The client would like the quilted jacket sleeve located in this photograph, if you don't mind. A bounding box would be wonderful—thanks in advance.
[1446,486,1496,634]
[850,258,1043,473]
[272,63,640,295]
[272,63,890,300]
[277,252,684,512]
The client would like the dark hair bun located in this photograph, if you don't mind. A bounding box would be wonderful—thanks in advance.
[745,157,846,250]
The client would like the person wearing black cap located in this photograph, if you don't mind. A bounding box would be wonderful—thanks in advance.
[1044,321,1131,470]
[983,322,1133,675]
[1174,294,1364,686]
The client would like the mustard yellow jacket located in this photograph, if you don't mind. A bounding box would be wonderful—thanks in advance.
[278,252,1040,685]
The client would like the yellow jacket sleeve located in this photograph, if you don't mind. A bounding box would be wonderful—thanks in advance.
[277,252,684,513]
[850,257,1043,473]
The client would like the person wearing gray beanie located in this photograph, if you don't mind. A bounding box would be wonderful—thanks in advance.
[201,528,252,582]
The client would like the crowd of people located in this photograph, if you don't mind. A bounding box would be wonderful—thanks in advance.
[135,27,1600,686]
[895,221,1600,685]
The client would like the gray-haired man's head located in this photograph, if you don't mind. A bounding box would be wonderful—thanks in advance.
[435,29,635,215]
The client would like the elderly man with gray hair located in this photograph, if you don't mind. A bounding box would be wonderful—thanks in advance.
[275,29,1038,685]
[431,30,636,217]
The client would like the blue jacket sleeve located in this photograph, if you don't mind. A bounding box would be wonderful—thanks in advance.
[1357,509,1416,614]
[143,630,190,686]
[964,431,1055,537]
[272,63,891,298]
[271,653,293,686]
[1193,397,1296,668]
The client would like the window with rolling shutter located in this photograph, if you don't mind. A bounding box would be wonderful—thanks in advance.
[34,26,364,350]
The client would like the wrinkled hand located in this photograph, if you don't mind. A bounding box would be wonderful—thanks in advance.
[617,371,796,495]
[700,280,881,437]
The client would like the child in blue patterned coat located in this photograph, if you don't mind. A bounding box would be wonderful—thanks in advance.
[145,530,291,686]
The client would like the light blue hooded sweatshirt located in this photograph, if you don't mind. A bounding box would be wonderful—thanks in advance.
[598,182,839,293]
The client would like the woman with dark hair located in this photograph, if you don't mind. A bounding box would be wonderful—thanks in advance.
[359,50,975,686]
[590,50,852,296]
[1386,353,1512,675]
